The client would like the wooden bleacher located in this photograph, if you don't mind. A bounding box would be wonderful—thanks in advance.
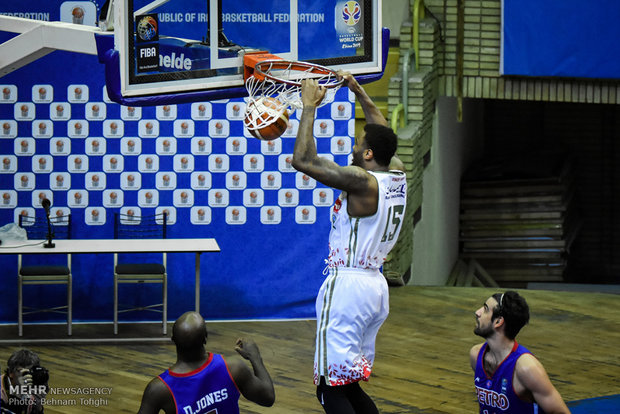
[458,151,581,287]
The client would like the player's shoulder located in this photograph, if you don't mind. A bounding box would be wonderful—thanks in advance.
[469,343,484,370]
[138,375,176,414]
[470,343,484,358]
[146,376,169,393]
[470,342,484,352]
[224,356,248,382]
[141,375,173,405]
[515,352,542,369]
[515,352,547,382]
[388,156,406,172]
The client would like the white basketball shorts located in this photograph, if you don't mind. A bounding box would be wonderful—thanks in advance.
[313,267,389,386]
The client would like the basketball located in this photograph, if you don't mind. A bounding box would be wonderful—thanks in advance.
[244,97,289,141]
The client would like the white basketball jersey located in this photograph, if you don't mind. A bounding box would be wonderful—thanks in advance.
[326,170,407,269]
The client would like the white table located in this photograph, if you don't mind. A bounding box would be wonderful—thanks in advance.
[0,238,220,313]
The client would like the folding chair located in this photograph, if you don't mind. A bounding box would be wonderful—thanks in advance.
[113,212,167,335]
[18,213,72,336]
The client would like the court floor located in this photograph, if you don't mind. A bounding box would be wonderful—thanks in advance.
[0,286,618,413]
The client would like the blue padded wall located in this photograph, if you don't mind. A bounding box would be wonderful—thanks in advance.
[0,1,358,323]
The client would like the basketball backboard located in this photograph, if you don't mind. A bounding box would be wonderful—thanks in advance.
[101,0,384,105]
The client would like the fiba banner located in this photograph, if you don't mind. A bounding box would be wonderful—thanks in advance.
[0,1,361,323]
[501,0,620,79]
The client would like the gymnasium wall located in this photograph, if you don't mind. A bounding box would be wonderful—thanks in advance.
[422,0,620,104]
[406,1,620,286]
[388,1,620,287]
[411,97,484,286]
[0,1,356,323]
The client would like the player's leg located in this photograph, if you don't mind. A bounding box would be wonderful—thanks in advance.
[360,275,390,365]
[346,272,387,413]
[316,378,379,414]
[317,270,370,384]
[315,269,384,413]
[314,272,338,383]
[345,382,379,414]
[316,377,356,414]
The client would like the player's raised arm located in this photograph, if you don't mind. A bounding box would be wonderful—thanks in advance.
[339,71,404,172]
[338,71,386,126]
[228,337,276,407]
[292,79,375,194]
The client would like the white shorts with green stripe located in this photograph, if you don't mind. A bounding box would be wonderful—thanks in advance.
[313,266,389,386]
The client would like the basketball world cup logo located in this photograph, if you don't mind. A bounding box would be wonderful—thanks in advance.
[342,1,361,26]
[137,15,158,42]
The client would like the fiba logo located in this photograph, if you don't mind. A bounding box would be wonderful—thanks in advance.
[342,1,361,26]
[137,15,158,42]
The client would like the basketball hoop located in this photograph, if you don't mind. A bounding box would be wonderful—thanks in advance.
[244,53,343,134]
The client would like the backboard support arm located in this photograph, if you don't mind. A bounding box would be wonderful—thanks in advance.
[0,15,108,77]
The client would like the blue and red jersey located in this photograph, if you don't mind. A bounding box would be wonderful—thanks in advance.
[474,341,545,414]
[159,353,241,414]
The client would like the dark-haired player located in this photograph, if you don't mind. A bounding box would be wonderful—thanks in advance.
[293,72,407,413]
[470,291,570,413]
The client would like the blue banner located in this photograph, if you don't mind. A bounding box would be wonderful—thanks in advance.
[502,0,620,79]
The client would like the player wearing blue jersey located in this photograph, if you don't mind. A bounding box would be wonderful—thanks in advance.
[137,311,275,414]
[469,291,570,414]
[293,73,406,414]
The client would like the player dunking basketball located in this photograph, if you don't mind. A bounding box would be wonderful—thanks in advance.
[292,73,407,414]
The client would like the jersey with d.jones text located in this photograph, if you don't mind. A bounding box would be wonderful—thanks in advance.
[159,353,241,414]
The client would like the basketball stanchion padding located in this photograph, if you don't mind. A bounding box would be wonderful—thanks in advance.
[243,52,344,140]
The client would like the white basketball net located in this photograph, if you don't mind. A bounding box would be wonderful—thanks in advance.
[244,60,343,129]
